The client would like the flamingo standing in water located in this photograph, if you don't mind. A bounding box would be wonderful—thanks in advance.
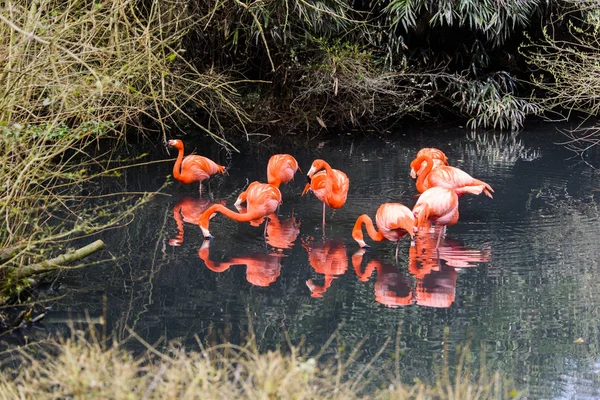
[409,148,449,179]
[412,154,494,198]
[412,186,459,249]
[302,159,349,229]
[166,139,227,195]
[198,182,281,238]
[352,203,416,259]
[235,154,299,207]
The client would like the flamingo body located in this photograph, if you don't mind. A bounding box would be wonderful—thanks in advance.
[167,139,226,193]
[199,182,282,238]
[410,148,449,179]
[267,154,299,187]
[412,187,459,229]
[413,155,494,198]
[352,203,415,248]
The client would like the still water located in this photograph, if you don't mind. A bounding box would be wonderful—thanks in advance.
[54,125,600,398]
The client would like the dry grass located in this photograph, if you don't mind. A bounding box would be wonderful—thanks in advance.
[0,0,248,301]
[0,329,521,399]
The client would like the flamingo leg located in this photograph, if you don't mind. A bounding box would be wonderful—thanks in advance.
[199,183,203,196]
[435,225,446,251]
[264,217,269,237]
[322,202,326,233]
[395,240,400,262]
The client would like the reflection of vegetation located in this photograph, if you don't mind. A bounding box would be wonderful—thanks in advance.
[460,131,541,165]
[0,329,519,399]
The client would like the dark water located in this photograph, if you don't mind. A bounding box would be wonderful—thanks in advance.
[49,125,600,398]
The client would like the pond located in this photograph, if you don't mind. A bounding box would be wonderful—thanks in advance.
[40,125,600,398]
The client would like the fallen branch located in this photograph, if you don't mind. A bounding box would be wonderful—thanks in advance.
[15,240,105,279]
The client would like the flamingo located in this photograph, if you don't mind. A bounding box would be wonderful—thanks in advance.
[410,148,449,179]
[412,186,459,249]
[198,181,281,238]
[412,154,494,198]
[166,139,227,195]
[198,241,282,287]
[168,196,225,246]
[235,154,299,207]
[352,203,416,259]
[301,159,349,229]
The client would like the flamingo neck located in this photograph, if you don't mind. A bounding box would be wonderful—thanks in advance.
[199,204,268,229]
[353,215,385,244]
[414,155,434,193]
[172,145,185,180]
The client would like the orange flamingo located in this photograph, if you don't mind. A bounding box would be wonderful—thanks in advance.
[302,159,350,228]
[303,237,348,298]
[410,148,449,179]
[352,203,416,259]
[198,241,282,287]
[413,154,494,198]
[235,154,298,207]
[266,213,301,250]
[412,187,459,249]
[166,139,227,194]
[168,196,225,246]
[198,181,282,238]
[352,249,412,308]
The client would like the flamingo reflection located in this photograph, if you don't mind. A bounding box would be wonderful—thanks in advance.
[409,231,490,308]
[198,241,282,287]
[303,237,348,298]
[169,196,225,246]
[266,213,301,250]
[352,249,412,308]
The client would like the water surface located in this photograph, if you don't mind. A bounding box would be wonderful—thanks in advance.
[46,125,600,398]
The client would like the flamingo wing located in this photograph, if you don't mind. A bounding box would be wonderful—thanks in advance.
[181,155,224,182]
[376,203,415,241]
[325,169,349,209]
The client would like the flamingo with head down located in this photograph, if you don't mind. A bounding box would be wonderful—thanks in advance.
[235,154,299,208]
[352,203,416,259]
[198,181,281,239]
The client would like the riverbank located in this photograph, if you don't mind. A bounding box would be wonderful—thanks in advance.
[0,330,520,399]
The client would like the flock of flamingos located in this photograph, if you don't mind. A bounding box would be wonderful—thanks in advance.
[165,139,493,308]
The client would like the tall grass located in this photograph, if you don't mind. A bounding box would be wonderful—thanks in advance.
[0,328,521,399]
[0,0,245,304]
